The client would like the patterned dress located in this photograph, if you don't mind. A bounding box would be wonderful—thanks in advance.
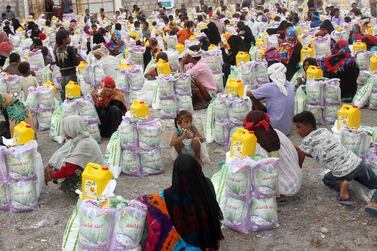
[139,191,218,251]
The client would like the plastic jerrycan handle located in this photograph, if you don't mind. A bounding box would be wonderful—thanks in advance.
[308,65,316,71]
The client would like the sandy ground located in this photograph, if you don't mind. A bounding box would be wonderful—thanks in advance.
[1,108,377,251]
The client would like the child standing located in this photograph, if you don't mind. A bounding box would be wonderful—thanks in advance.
[170,110,207,164]
[18,62,39,99]
[293,111,377,215]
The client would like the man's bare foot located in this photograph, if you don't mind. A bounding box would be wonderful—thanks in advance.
[367,201,377,208]
[339,180,350,200]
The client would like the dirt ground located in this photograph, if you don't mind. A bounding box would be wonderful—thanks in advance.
[1,108,377,251]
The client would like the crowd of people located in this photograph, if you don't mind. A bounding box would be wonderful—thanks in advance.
[1,1,377,249]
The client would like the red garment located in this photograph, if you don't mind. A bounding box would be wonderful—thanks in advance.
[50,162,79,180]
[101,76,116,88]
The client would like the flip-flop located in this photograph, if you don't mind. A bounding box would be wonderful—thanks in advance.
[277,198,288,206]
[365,206,377,216]
[336,195,354,206]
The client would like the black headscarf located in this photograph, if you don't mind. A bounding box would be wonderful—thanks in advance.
[164,155,224,250]
[93,32,106,44]
[243,111,281,152]
[202,22,221,45]
[320,19,334,34]
[228,35,245,56]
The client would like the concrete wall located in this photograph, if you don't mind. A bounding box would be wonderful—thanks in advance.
[121,0,240,16]
[0,0,23,17]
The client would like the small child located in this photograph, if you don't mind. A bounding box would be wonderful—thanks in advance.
[293,111,377,215]
[170,110,207,164]
[18,62,39,98]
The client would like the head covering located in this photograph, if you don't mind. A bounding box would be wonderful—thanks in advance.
[264,46,281,63]
[243,111,280,152]
[202,22,221,45]
[0,31,14,57]
[350,24,362,43]
[286,26,297,39]
[164,155,224,250]
[101,76,116,88]
[48,115,104,169]
[319,19,334,34]
[267,63,287,96]
[241,7,249,13]
[186,48,203,58]
[83,25,91,35]
[93,46,110,58]
[38,32,47,40]
[312,12,320,21]
[318,39,355,73]
[228,35,245,55]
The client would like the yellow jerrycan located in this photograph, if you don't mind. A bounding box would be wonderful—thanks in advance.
[176,43,185,54]
[208,44,217,51]
[65,81,81,99]
[353,41,367,55]
[230,128,257,158]
[156,59,171,75]
[306,66,323,81]
[43,81,57,94]
[337,104,361,129]
[369,54,377,72]
[82,163,112,201]
[13,121,35,145]
[256,39,265,48]
[226,79,245,97]
[130,100,149,118]
[300,46,314,63]
[236,52,251,66]
[78,61,87,74]
[119,62,132,71]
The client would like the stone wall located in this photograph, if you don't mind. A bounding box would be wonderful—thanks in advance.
[121,0,241,16]
[0,0,23,17]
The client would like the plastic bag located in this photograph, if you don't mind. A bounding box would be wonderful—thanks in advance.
[255,60,269,84]
[331,30,347,42]
[158,75,175,99]
[294,85,307,114]
[240,61,256,87]
[175,74,192,96]
[305,104,323,124]
[126,66,144,91]
[213,73,224,93]
[365,145,377,175]
[50,102,64,144]
[353,78,373,108]
[214,121,229,146]
[119,118,137,149]
[356,51,371,70]
[204,101,216,143]
[111,200,147,250]
[87,123,101,143]
[314,35,331,58]
[121,149,141,176]
[340,128,371,157]
[214,94,230,122]
[223,196,250,233]
[165,50,180,72]
[229,98,252,124]
[140,149,164,175]
[0,74,7,93]
[369,91,377,109]
[37,86,55,109]
[306,79,323,105]
[62,99,79,118]
[78,201,115,250]
[249,197,278,231]
[25,87,39,111]
[9,178,38,212]
[323,104,340,124]
[177,95,194,112]
[116,70,129,93]
[78,95,100,124]
[160,98,177,119]
[166,35,178,50]
[62,199,82,251]
[0,181,9,210]
[252,158,279,198]
[202,49,223,74]
[265,35,279,49]
[357,70,371,87]
[127,46,145,66]
[28,50,45,72]
[227,158,252,198]
[324,79,341,104]
[5,142,37,180]
[37,108,53,131]
[102,130,121,178]
[5,75,21,94]
[137,118,162,150]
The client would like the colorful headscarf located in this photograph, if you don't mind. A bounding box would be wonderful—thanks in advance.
[106,30,125,56]
[350,24,362,43]
[318,40,355,73]
[101,76,116,88]
[264,46,281,63]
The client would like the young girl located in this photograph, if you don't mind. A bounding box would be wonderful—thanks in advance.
[170,110,208,164]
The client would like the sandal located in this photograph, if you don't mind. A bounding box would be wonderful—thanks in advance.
[336,195,354,206]
[365,206,377,216]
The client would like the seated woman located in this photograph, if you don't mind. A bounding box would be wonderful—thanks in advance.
[106,30,126,56]
[317,40,359,102]
[139,155,224,250]
[181,45,217,110]
[247,60,294,136]
[280,27,302,81]
[243,111,302,202]
[220,35,247,83]
[91,76,127,138]
[144,51,169,79]
[44,115,104,193]
[0,92,34,145]
[292,57,318,88]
